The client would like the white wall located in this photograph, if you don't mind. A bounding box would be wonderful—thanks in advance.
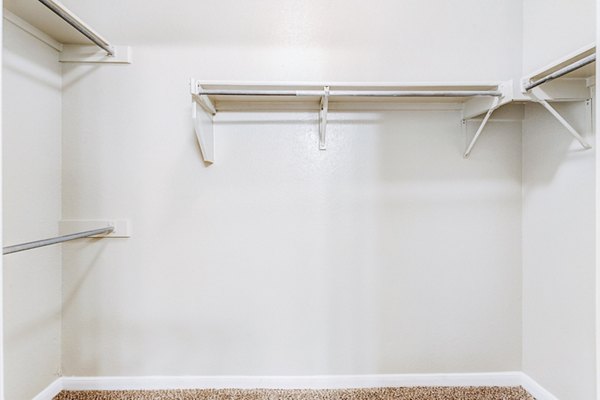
[7,0,600,396]
[51,0,523,83]
[521,1,597,399]
[2,21,62,400]
[0,2,4,398]
[522,101,596,400]
[0,2,526,381]
[597,5,600,397]
[522,0,596,75]
[60,44,523,375]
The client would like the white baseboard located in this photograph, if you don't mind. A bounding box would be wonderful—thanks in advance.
[35,372,558,399]
[61,372,522,390]
[32,378,63,400]
[520,373,560,400]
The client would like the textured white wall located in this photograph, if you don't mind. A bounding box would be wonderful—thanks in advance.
[521,1,597,399]
[522,0,596,74]
[0,2,4,398]
[12,0,600,392]
[48,0,524,83]
[2,21,62,399]
[522,101,596,400]
[60,46,523,375]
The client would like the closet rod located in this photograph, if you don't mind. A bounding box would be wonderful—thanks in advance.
[525,53,596,91]
[197,89,503,98]
[37,0,115,56]
[3,226,114,255]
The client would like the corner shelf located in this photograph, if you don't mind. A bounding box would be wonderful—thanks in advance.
[519,43,596,150]
[3,1,131,63]
[521,43,596,101]
[190,45,596,164]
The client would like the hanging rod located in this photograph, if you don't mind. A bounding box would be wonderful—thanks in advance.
[3,226,114,255]
[524,53,596,91]
[37,0,115,56]
[197,89,503,98]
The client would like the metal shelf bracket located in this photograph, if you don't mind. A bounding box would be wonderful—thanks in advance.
[191,80,215,163]
[536,98,592,150]
[463,96,502,158]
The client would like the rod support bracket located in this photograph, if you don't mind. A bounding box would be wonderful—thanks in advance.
[520,77,531,94]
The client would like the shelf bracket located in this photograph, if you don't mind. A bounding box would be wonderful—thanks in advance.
[191,81,217,116]
[59,45,132,64]
[463,96,501,158]
[319,86,330,150]
[536,99,592,150]
[191,80,216,163]
[585,98,594,135]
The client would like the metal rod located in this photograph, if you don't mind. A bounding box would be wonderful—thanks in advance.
[37,0,115,56]
[3,227,114,255]
[197,89,503,98]
[525,53,596,91]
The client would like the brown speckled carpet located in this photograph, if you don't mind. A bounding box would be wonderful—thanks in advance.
[53,387,536,400]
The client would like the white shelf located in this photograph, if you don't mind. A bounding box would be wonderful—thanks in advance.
[191,43,596,164]
[525,44,595,82]
[191,80,513,163]
[4,0,90,44]
[197,81,508,111]
[3,1,131,64]
[520,43,596,100]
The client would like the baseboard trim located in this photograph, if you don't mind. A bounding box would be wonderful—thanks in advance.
[520,373,560,400]
[32,378,63,400]
[61,372,522,390]
[35,372,559,399]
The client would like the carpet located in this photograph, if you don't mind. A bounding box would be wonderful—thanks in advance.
[53,387,536,400]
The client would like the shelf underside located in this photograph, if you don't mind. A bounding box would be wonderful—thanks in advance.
[527,46,596,81]
[211,97,473,112]
[199,83,503,112]
[5,0,95,44]
[560,62,595,79]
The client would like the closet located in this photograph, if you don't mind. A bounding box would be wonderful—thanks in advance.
[1,1,597,400]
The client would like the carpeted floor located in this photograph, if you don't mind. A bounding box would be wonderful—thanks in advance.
[53,387,536,400]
